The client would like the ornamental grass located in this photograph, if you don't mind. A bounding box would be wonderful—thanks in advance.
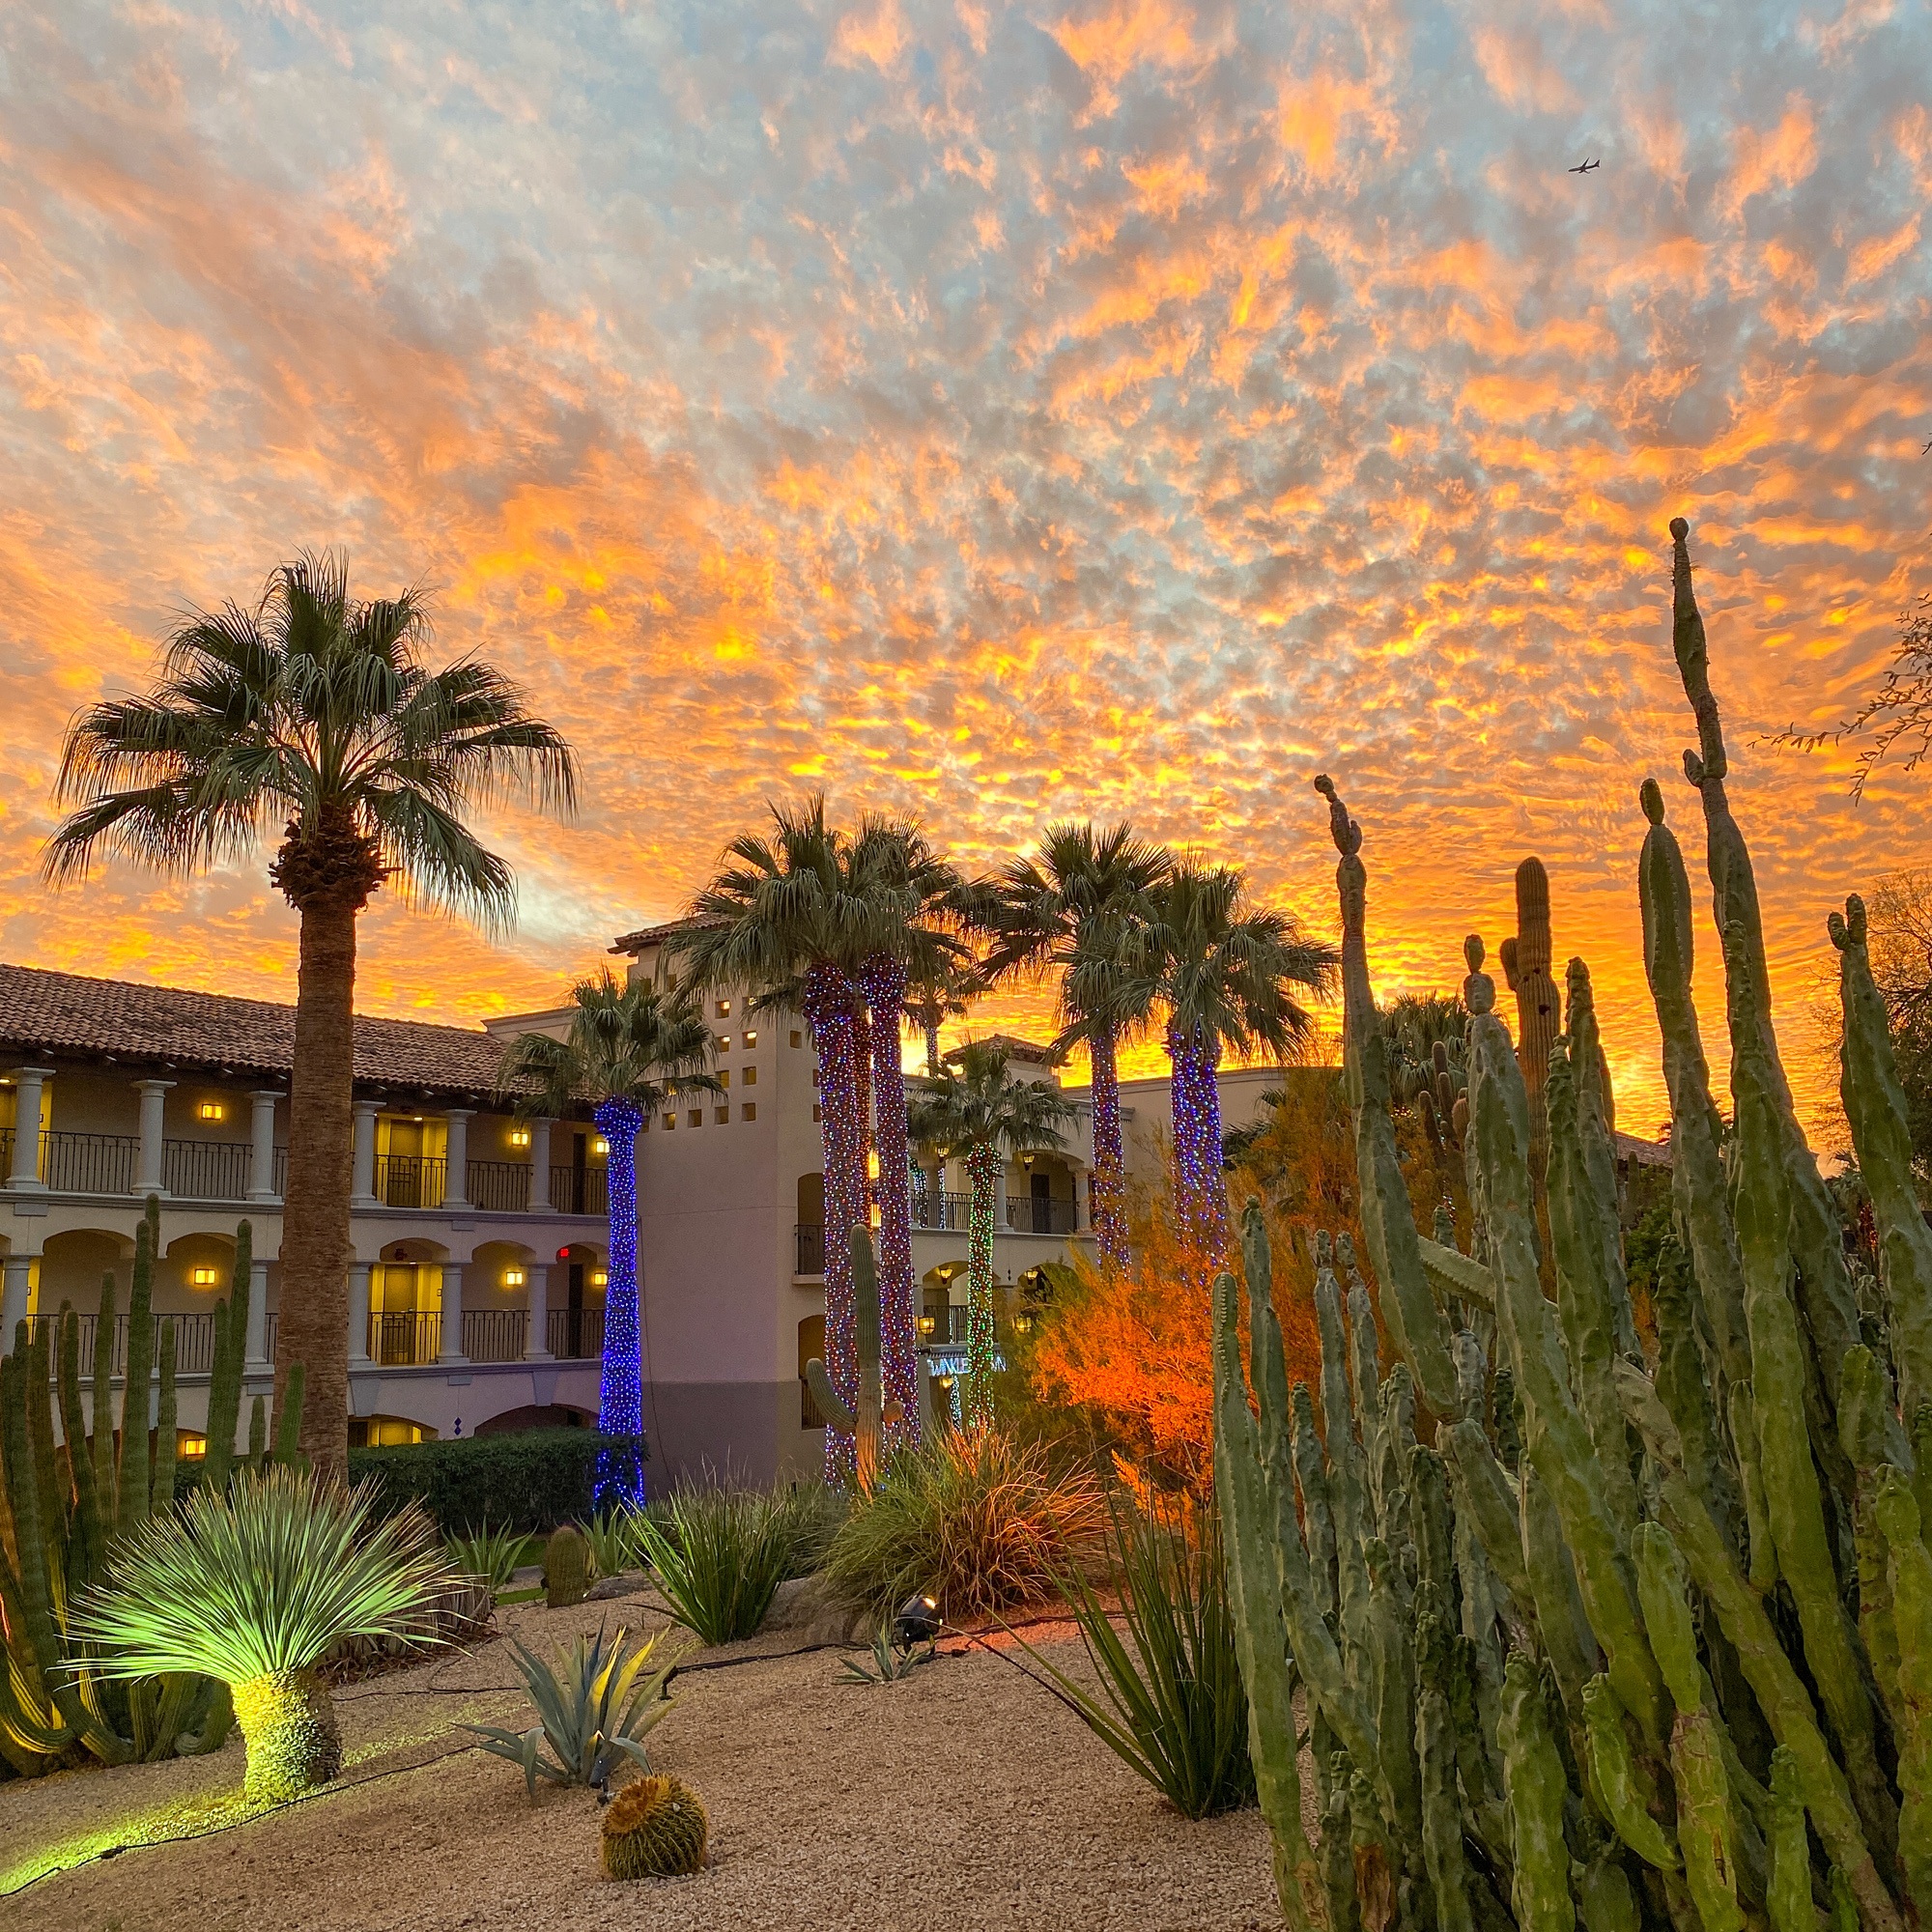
[69,1463,452,1804]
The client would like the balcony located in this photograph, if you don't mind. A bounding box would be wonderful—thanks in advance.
[1007,1196,1078,1236]
[372,1152,607,1215]
[794,1222,824,1277]
[18,1310,219,1376]
[365,1306,606,1366]
[909,1191,973,1232]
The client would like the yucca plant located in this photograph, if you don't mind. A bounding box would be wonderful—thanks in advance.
[823,1426,1107,1623]
[1006,1492,1255,1817]
[444,1521,535,1595]
[578,1511,632,1580]
[466,1624,685,1796]
[630,1488,797,1645]
[68,1464,452,1804]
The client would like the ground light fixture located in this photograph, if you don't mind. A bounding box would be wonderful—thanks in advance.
[893,1592,942,1651]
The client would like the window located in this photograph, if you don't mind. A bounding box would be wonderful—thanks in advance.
[716,999,731,1017]
[741,1103,756,1122]
[811,1103,821,1122]
[664,1114,675,1131]
[718,1068,729,1088]
[177,1432,209,1459]
[688,1108,703,1128]
[742,1065,757,1087]
[717,1036,731,1052]
[715,1105,730,1125]
[811,1066,820,1087]
[789,1029,803,1048]
[744,1030,758,1048]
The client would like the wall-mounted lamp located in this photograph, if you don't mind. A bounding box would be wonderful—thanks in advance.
[918,1314,935,1338]
[590,1268,609,1288]
[507,1126,530,1149]
[1013,1311,1035,1335]
[197,1101,225,1122]
[189,1265,220,1287]
[503,1266,526,1289]
[592,1136,610,1155]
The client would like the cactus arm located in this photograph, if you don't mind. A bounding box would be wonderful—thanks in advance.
[247,1393,267,1467]
[1209,1270,1321,1932]
[1415,1592,1476,1932]
[1290,1383,1337,1620]
[1498,1650,1577,1932]
[91,1269,117,1524]
[1439,1420,1535,1618]
[1314,773,1462,1414]
[1584,1675,1681,1871]
[202,1219,251,1492]
[805,1357,856,1435]
[1726,1387,1778,1591]
[1465,966,1667,1748]
[150,1319,178,1515]
[1870,1471,1932,1918]
[1764,1749,1815,1932]
[1315,1243,1373,1663]
[1520,1462,1603,1727]
[1420,1236,1495,1311]
[1365,1534,1424,1855]
[1649,1235,1742,1552]
[116,1201,157,1528]
[55,1305,103,1580]
[1833,896,1932,1419]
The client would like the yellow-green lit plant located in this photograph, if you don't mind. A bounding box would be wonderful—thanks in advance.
[466,1623,685,1797]
[68,1464,451,1804]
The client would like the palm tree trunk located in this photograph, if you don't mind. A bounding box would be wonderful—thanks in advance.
[594,1099,645,1485]
[804,966,866,1481]
[923,1000,943,1077]
[278,899,356,1477]
[1088,1026,1127,1266]
[1166,1021,1228,1264]
[862,956,919,1449]
[963,1141,1002,1429]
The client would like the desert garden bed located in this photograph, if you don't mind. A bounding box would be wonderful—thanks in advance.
[0,1587,1286,1932]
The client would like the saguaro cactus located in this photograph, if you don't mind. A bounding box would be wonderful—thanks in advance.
[806,1224,903,1489]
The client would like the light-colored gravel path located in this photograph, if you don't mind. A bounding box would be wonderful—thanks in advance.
[0,1591,1282,1932]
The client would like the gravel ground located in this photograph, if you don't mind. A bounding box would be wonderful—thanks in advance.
[0,1589,1290,1932]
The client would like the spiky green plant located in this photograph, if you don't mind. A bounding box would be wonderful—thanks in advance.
[466,1623,684,1797]
[69,1464,451,1804]
[445,1521,535,1595]
[601,1772,709,1878]
[631,1486,799,1645]
[838,1616,940,1684]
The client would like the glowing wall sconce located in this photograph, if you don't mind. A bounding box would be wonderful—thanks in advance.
[197,1101,225,1122]
[917,1314,935,1338]
[189,1265,220,1286]
[592,1136,610,1155]
[503,1266,526,1289]
[507,1126,530,1149]
[590,1268,609,1288]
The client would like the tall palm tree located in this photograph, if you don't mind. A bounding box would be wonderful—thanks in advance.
[977,824,1171,1266]
[1125,863,1338,1260]
[43,554,576,1474]
[497,971,719,1493]
[906,1040,1074,1428]
[674,799,895,1478]
[905,952,986,1076]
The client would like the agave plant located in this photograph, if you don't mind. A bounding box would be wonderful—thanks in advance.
[466,1623,685,1797]
[69,1464,452,1804]
[444,1521,535,1595]
[838,1616,941,1686]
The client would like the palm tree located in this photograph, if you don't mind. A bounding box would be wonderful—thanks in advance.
[497,971,719,1492]
[906,1040,1075,1428]
[1125,863,1338,1260]
[905,952,986,1076]
[674,799,895,1478]
[977,824,1171,1266]
[43,554,576,1474]
[851,817,973,1447]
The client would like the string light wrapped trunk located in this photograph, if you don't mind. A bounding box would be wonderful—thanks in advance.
[964,1142,1004,1428]
[862,953,920,1448]
[593,1095,647,1503]
[804,965,867,1481]
[1088,1026,1127,1264]
[1167,1020,1227,1261]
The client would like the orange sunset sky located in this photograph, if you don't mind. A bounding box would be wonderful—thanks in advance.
[1,0,1926,1147]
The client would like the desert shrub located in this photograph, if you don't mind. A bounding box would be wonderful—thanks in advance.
[630,1488,799,1645]
[823,1427,1106,1623]
[1008,1493,1253,1817]
[346,1429,643,1534]
[444,1521,534,1593]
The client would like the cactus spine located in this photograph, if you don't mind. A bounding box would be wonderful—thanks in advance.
[805,1224,902,1490]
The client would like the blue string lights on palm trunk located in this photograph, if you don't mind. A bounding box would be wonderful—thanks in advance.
[1166,1022,1228,1264]
[804,965,867,1482]
[593,1095,647,1505]
[862,953,920,1451]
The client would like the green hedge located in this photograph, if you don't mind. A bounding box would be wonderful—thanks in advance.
[347,1430,646,1535]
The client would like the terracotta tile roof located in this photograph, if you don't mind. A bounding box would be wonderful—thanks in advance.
[610,915,721,955]
[0,962,512,1101]
[943,1033,1063,1067]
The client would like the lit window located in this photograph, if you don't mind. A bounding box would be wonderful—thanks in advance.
[508,1126,530,1148]
[716,999,731,1017]
[503,1266,526,1288]
[718,1036,732,1053]
[197,1101,225,1122]
[715,1106,729,1125]
[592,1136,610,1155]
[189,1265,220,1287]
[688,1108,703,1128]
[812,1103,821,1122]
[742,1065,757,1087]
[718,1069,730,1089]
[743,1030,758,1048]
[789,1030,802,1048]
[741,1103,756,1122]
[664,1114,675,1131]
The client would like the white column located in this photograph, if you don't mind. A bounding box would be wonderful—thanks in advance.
[440,1261,469,1363]
[132,1078,173,1196]
[246,1258,270,1370]
[7,1068,52,1193]
[527,1118,553,1211]
[523,1261,554,1359]
[1,1254,34,1349]
[442,1110,473,1209]
[994,1160,1009,1234]
[351,1102,379,1208]
[348,1264,373,1367]
[248,1091,281,1203]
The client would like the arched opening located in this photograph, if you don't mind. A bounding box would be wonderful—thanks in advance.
[348,1414,440,1448]
[475,1403,594,1436]
[798,1314,825,1430]
[795,1173,824,1276]
[552,1241,606,1361]
[371,1238,448,1365]
[921,1263,965,1346]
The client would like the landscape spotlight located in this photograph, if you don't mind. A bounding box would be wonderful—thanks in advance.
[893,1592,942,1651]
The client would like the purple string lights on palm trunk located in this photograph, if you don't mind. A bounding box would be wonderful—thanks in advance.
[593,1095,647,1504]
[804,965,867,1482]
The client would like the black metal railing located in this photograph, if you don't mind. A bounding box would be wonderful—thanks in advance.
[794,1223,825,1276]
[162,1138,252,1201]
[374,1153,446,1209]
[1007,1196,1079,1236]
[545,1306,605,1360]
[550,1164,609,1216]
[462,1308,527,1363]
[368,1310,441,1365]
[265,1311,277,1362]
[909,1191,973,1232]
[466,1159,531,1212]
[919,1305,966,1346]
[20,1311,219,1377]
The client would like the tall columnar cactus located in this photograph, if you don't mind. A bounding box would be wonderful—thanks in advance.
[806,1224,904,1491]
[1498,856,1559,1276]
[0,1197,234,1775]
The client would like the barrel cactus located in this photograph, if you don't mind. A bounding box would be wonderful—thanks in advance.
[1218,519,1932,1932]
[545,1523,592,1607]
[601,1773,709,1879]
